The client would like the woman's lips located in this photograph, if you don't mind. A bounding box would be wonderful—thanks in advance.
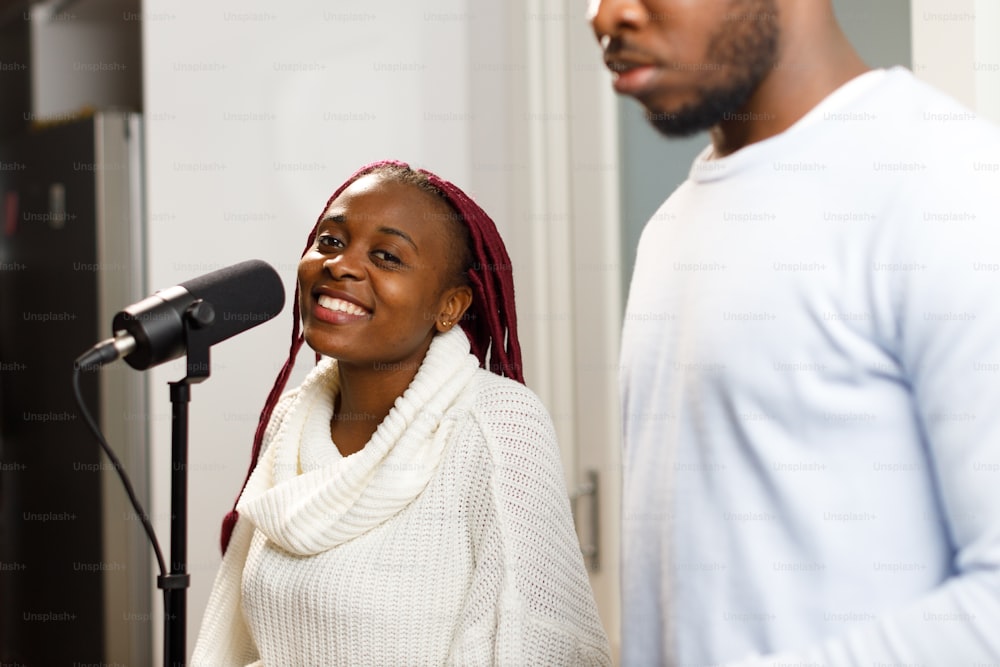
[313,295,370,324]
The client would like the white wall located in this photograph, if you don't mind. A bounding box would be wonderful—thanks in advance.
[912,0,1000,123]
[142,2,627,658]
[141,0,496,657]
[973,0,1000,122]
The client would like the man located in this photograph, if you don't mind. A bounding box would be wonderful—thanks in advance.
[589,0,1000,665]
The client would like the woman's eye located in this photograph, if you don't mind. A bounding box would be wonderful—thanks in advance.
[317,235,344,249]
[372,249,401,264]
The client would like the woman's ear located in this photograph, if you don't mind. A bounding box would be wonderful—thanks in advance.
[435,285,473,333]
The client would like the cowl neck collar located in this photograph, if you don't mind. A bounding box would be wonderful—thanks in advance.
[237,328,479,556]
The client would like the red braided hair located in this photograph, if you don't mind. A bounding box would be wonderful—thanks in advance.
[220,160,523,553]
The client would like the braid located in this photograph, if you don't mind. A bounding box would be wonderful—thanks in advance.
[417,170,523,382]
[220,160,522,554]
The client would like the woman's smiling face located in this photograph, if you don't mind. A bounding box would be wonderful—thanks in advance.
[297,173,471,371]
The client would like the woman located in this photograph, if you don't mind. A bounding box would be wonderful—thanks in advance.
[192,161,611,665]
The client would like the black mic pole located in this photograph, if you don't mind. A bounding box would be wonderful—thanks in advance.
[161,300,216,667]
[163,380,190,667]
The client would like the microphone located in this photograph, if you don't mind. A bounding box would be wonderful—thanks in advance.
[76,259,285,370]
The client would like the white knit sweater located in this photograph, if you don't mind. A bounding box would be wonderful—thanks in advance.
[191,328,611,666]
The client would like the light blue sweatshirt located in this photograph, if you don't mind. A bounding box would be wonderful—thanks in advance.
[620,68,1000,666]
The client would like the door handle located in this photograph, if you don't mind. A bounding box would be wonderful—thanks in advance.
[570,469,599,572]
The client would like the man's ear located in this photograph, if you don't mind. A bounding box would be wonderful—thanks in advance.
[435,285,473,333]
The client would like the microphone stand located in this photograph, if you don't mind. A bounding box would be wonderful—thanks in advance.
[160,301,215,667]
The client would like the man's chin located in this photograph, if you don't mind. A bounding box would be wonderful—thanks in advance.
[636,81,760,138]
[640,102,719,138]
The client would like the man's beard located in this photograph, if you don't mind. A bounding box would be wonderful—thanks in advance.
[646,0,780,137]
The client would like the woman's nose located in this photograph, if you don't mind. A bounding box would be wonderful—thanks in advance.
[324,249,362,281]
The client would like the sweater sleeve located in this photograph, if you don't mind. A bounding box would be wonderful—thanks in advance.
[726,145,1000,667]
[190,516,261,667]
[190,390,298,667]
[446,377,612,666]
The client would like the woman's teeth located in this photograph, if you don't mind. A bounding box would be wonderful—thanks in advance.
[318,295,368,316]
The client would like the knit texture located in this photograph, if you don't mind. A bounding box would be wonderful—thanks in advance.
[192,328,611,665]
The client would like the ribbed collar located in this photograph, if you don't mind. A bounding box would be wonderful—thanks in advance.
[237,328,479,555]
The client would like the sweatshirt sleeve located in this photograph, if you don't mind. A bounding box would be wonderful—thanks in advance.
[727,138,1000,667]
[447,377,612,666]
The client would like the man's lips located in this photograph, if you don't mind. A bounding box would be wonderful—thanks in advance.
[611,64,659,95]
[604,57,660,95]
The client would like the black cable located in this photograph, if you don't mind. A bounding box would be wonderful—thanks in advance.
[71,362,167,579]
